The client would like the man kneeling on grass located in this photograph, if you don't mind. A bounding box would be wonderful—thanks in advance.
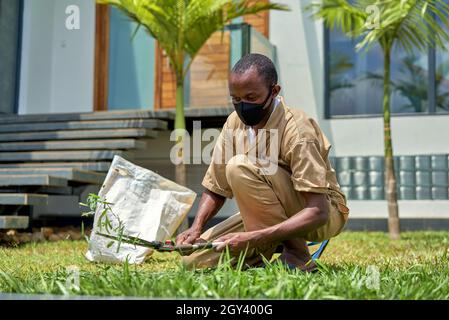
[176,53,350,272]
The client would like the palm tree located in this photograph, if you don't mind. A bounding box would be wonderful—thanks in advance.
[307,0,449,239]
[97,0,289,185]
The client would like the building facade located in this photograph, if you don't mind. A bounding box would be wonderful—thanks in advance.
[1,0,449,229]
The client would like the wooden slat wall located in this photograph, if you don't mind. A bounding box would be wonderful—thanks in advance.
[154,3,269,109]
[189,32,230,108]
[243,0,269,38]
[156,46,177,109]
[93,4,110,111]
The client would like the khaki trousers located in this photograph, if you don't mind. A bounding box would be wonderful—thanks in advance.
[182,155,349,269]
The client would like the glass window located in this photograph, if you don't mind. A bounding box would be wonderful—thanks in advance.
[108,7,155,110]
[436,49,449,113]
[390,48,429,114]
[435,2,449,113]
[327,29,430,117]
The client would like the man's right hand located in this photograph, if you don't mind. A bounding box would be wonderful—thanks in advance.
[175,189,226,247]
[176,227,203,245]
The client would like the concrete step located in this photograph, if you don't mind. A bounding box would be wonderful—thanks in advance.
[0,216,29,229]
[0,175,68,187]
[0,150,133,162]
[0,168,105,185]
[0,186,73,195]
[0,119,167,134]
[0,128,158,142]
[0,162,111,172]
[0,139,147,151]
[31,195,84,218]
[0,110,174,124]
[0,193,48,206]
[36,186,74,195]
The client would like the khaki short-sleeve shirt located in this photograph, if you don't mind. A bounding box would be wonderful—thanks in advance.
[202,96,347,205]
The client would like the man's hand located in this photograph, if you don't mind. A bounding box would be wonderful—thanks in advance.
[214,231,261,254]
[176,227,203,245]
[176,189,226,247]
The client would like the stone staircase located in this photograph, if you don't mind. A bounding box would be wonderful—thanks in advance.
[0,110,172,229]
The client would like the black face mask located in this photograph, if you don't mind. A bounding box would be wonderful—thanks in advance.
[233,89,274,126]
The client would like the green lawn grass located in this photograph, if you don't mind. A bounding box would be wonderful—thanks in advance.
[0,231,448,299]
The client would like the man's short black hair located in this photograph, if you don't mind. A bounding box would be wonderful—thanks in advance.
[231,53,278,89]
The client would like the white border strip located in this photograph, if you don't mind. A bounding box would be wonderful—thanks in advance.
[347,200,449,219]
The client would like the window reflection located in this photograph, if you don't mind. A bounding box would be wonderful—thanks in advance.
[328,29,430,116]
[436,49,449,113]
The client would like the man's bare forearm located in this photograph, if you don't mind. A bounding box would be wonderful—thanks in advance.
[255,207,328,246]
[190,190,226,232]
[253,193,330,246]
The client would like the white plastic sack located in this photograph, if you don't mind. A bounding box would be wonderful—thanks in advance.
[85,155,196,264]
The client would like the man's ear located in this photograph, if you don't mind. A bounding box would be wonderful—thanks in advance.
[273,84,281,96]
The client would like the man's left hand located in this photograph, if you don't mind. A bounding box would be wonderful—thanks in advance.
[214,231,261,253]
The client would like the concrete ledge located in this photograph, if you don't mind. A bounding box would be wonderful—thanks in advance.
[154,107,233,121]
[0,162,111,172]
[0,175,68,187]
[0,168,105,185]
[182,107,234,118]
[0,119,168,134]
[0,139,147,152]
[0,216,29,229]
[0,128,158,142]
[0,193,48,206]
[0,110,175,124]
[0,150,132,162]
[345,218,449,231]
[346,200,449,219]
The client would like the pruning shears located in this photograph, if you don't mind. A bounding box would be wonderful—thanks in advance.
[96,232,223,255]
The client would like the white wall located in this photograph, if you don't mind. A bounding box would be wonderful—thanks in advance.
[19,0,95,114]
[328,115,449,156]
[18,0,54,114]
[270,0,449,157]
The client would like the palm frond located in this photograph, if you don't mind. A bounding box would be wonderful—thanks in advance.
[354,0,411,51]
[305,0,367,37]
[309,0,449,54]
[225,0,289,21]
[393,0,449,53]
[183,0,289,64]
[97,0,290,79]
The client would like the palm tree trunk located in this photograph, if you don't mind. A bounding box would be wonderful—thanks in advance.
[174,77,187,187]
[174,76,189,234]
[383,47,400,240]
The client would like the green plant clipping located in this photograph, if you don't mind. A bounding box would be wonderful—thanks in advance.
[80,193,126,253]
